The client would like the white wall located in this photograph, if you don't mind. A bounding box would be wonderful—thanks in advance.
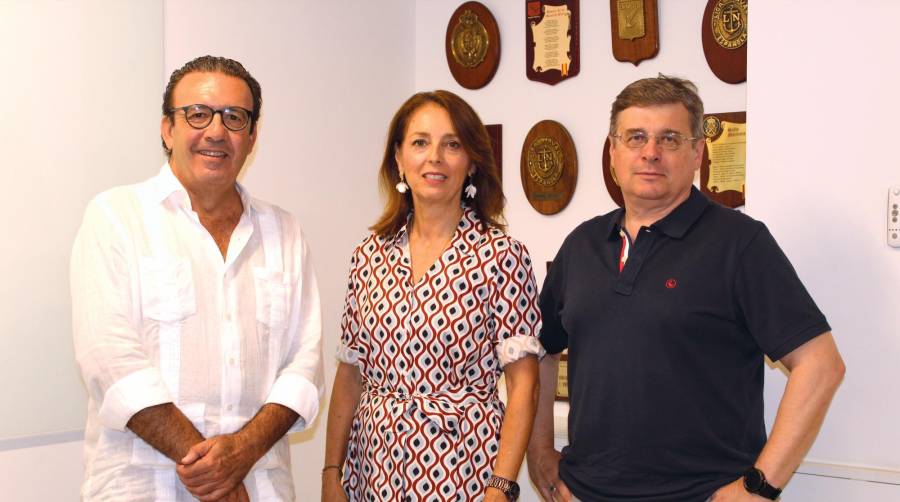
[0,0,164,441]
[751,0,900,476]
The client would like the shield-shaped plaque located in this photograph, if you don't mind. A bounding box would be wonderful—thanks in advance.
[701,111,746,208]
[702,0,747,84]
[609,0,659,66]
[445,2,501,90]
[526,0,580,85]
[520,120,578,215]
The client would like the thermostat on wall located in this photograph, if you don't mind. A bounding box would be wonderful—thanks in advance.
[889,186,900,248]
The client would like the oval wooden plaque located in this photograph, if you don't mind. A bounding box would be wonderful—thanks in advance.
[520,120,578,215]
[702,0,747,84]
[445,2,501,90]
[601,136,625,208]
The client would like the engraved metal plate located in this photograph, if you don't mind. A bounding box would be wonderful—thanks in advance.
[527,137,564,187]
[617,0,645,40]
[451,9,489,68]
[711,0,748,50]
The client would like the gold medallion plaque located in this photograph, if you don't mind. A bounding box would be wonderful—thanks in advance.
[711,0,748,50]
[520,120,578,215]
[616,0,645,40]
[451,10,489,68]
[445,2,501,89]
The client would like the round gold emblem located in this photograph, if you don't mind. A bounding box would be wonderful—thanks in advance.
[711,0,747,50]
[451,10,489,68]
[703,115,722,138]
[527,137,565,187]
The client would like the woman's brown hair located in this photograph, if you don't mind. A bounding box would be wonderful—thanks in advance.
[370,90,505,237]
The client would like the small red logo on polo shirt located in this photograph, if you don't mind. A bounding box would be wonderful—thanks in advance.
[665,278,677,289]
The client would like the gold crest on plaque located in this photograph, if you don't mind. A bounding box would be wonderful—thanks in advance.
[527,137,565,187]
[703,115,722,138]
[617,0,646,40]
[451,10,490,68]
[711,0,747,50]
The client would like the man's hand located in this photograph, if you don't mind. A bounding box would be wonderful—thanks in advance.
[526,447,573,501]
[176,434,258,501]
[708,479,767,501]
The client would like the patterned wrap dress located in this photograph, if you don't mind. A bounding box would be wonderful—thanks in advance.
[336,208,543,501]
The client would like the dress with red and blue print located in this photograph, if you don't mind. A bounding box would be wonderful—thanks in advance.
[336,207,543,501]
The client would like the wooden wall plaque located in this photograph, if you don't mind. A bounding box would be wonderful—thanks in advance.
[526,0,580,85]
[701,111,746,208]
[485,124,502,182]
[520,120,578,215]
[609,0,659,65]
[445,2,501,90]
[601,136,625,208]
[702,0,747,84]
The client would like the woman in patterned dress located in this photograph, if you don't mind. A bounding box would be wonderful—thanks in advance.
[323,91,543,502]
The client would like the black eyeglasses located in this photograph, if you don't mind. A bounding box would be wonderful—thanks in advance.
[611,130,699,151]
[168,104,254,132]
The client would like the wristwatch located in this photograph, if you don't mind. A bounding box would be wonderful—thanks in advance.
[487,475,520,501]
[742,466,782,500]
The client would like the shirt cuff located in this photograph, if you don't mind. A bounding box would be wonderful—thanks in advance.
[265,372,319,433]
[497,336,546,367]
[98,367,173,431]
[335,343,362,366]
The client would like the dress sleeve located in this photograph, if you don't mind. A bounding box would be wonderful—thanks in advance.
[491,238,544,367]
[336,243,365,366]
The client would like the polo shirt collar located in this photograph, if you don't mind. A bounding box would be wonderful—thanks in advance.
[607,186,710,240]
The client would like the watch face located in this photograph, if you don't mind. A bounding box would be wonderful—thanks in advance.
[508,483,520,499]
[743,468,764,492]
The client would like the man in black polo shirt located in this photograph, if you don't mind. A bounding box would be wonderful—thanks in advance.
[526,76,845,502]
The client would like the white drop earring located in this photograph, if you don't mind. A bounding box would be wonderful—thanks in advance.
[395,171,409,194]
[464,175,477,199]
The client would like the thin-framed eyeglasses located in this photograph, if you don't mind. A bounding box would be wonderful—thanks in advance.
[168,104,254,132]
[611,130,699,151]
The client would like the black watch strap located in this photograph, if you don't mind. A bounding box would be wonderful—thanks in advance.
[742,467,782,500]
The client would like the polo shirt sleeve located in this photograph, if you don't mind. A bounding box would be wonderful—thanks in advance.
[538,243,569,355]
[734,223,831,361]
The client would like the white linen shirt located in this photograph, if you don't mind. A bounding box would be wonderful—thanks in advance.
[71,164,323,501]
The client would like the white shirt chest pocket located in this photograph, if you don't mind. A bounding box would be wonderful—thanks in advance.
[254,267,290,333]
[139,257,196,322]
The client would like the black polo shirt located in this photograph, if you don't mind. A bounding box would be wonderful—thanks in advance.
[539,187,830,502]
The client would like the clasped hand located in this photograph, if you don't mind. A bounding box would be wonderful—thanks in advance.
[177,433,259,501]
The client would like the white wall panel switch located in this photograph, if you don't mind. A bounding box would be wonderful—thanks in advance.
[889,186,900,248]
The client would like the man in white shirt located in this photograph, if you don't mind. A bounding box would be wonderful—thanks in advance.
[71,55,323,501]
